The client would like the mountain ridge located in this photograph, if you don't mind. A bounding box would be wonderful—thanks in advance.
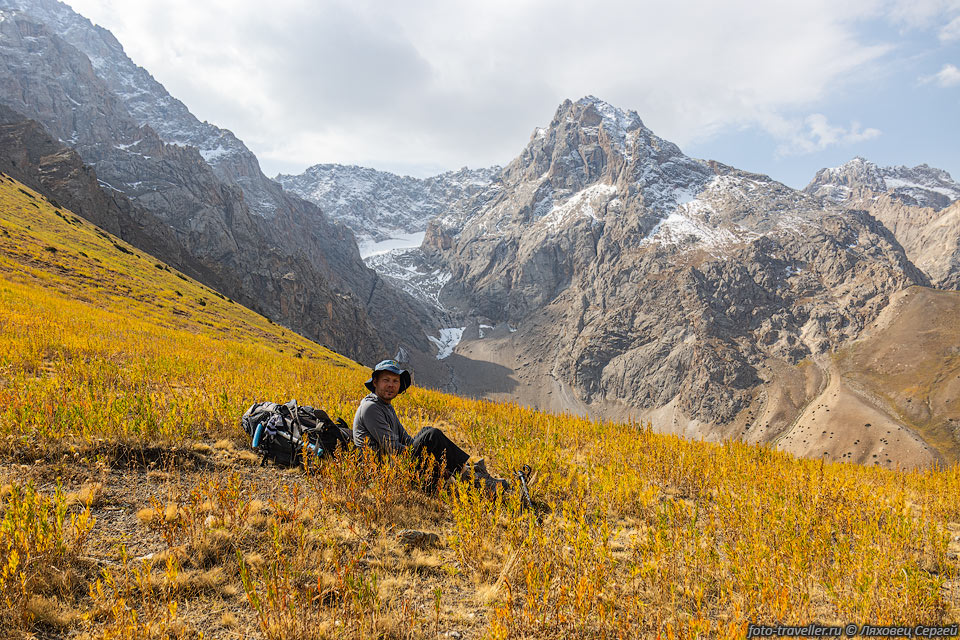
[806,156,960,288]
[276,163,501,247]
[806,155,960,210]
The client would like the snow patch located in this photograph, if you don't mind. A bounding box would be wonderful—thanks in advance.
[478,324,494,338]
[649,210,737,249]
[200,145,230,163]
[643,189,743,252]
[358,232,426,259]
[883,177,960,200]
[541,183,617,230]
[673,186,697,206]
[428,328,465,360]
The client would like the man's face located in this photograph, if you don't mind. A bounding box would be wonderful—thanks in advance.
[373,371,401,403]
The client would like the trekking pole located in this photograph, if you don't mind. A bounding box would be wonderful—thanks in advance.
[516,464,533,511]
[489,464,539,601]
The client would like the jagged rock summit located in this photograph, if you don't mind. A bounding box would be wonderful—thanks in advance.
[806,156,960,210]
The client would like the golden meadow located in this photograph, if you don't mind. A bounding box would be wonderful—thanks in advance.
[0,174,958,638]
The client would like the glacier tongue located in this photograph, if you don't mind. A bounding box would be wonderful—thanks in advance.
[428,328,465,360]
[358,231,426,259]
[364,247,452,311]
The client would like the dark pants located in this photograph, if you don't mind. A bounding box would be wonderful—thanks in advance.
[410,427,470,480]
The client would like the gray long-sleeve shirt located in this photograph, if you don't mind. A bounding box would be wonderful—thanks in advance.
[353,393,413,453]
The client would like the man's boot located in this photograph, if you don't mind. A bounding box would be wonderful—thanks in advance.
[464,457,511,497]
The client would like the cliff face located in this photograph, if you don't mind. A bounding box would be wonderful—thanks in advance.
[0,103,201,277]
[0,6,441,367]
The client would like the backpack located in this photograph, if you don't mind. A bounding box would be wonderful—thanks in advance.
[240,399,352,466]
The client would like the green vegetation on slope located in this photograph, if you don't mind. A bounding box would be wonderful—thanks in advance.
[0,174,958,638]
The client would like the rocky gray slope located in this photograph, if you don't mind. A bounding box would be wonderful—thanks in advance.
[276,164,500,245]
[422,97,926,436]
[0,3,441,368]
[0,103,205,276]
[806,157,960,289]
[0,0,276,217]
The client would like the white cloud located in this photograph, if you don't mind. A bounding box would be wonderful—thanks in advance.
[765,113,881,156]
[942,15,960,40]
[885,0,960,28]
[921,63,960,86]
[59,0,923,176]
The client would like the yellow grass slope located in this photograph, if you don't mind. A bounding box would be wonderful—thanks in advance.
[1,173,960,638]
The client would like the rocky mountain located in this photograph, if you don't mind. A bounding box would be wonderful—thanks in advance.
[806,157,960,289]
[0,103,204,276]
[0,0,272,216]
[411,97,932,464]
[276,164,500,250]
[806,156,960,210]
[0,1,442,371]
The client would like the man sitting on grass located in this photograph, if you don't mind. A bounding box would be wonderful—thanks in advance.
[353,359,511,496]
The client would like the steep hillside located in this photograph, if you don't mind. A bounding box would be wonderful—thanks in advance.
[0,103,213,288]
[1,173,958,637]
[836,287,960,460]
[772,287,960,468]
[0,2,444,370]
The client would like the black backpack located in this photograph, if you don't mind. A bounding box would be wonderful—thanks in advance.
[240,400,352,466]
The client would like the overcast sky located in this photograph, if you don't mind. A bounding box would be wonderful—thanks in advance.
[66,0,959,188]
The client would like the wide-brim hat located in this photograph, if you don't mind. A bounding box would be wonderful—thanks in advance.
[364,359,412,394]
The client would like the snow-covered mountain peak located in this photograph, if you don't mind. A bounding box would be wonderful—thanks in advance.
[505,98,715,219]
[807,157,960,210]
[276,163,501,245]
[576,95,645,136]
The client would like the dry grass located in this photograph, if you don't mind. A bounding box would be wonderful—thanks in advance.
[0,173,959,638]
